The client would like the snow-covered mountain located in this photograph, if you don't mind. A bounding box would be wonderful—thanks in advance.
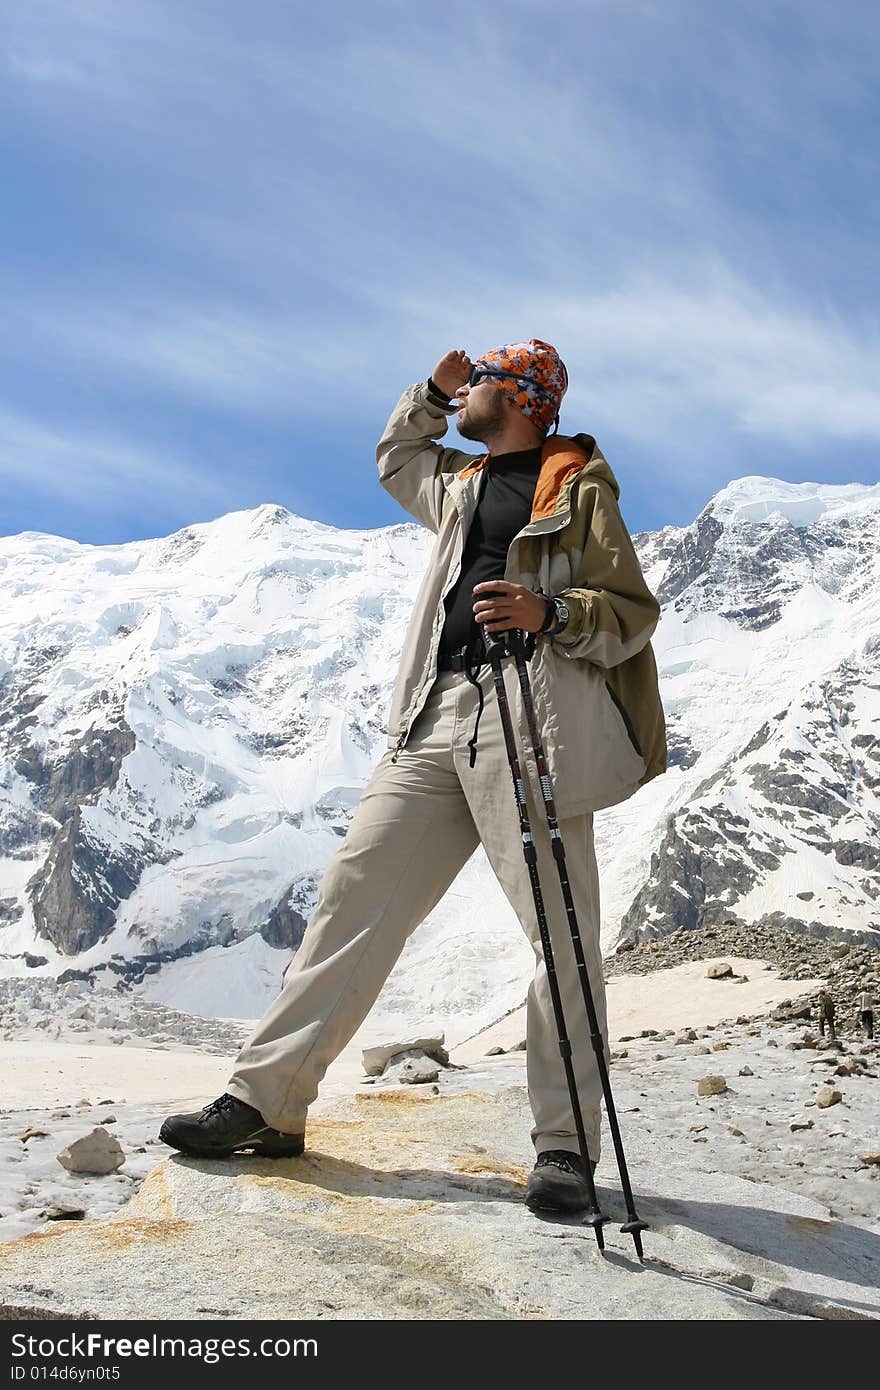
[0,476,877,1027]
[626,477,880,947]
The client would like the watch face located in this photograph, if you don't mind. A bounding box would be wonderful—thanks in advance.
[555,600,569,623]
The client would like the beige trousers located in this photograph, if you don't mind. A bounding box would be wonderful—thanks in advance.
[226,664,608,1158]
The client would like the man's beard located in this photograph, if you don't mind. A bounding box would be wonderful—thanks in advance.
[455,389,507,442]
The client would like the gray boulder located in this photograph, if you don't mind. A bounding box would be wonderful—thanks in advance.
[399,1057,441,1085]
[362,1035,448,1076]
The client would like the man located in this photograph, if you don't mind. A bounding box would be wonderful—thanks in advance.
[160,339,666,1214]
[857,983,874,1040]
[818,988,836,1040]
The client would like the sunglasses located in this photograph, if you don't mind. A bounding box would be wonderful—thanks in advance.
[468,366,537,390]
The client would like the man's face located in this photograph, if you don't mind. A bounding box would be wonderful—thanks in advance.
[454,380,508,442]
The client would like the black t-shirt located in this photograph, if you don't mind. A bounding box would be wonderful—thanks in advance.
[438,445,543,658]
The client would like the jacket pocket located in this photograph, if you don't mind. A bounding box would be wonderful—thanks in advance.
[603,679,643,757]
[517,644,646,814]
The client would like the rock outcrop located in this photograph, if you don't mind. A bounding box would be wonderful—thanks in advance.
[0,1079,877,1321]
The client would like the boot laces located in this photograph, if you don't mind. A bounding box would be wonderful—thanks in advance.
[201,1092,245,1120]
[536,1149,584,1175]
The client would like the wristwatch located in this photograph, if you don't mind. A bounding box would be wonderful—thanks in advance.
[539,596,570,637]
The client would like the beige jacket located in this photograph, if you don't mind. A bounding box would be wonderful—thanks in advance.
[376,381,667,817]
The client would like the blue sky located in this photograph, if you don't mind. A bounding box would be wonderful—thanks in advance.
[2,0,878,544]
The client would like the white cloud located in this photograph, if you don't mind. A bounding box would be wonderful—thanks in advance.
[0,405,236,523]
[393,267,880,452]
[6,260,880,466]
[2,292,381,415]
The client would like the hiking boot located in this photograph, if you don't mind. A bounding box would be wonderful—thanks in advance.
[525,1149,597,1214]
[158,1092,304,1159]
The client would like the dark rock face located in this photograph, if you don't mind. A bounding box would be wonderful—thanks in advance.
[639,507,808,629]
[662,713,701,771]
[835,840,880,874]
[259,876,317,950]
[14,721,136,824]
[11,717,144,957]
[653,511,724,608]
[621,610,880,948]
[0,805,52,860]
[666,738,700,771]
[154,526,207,568]
[2,649,153,957]
[748,761,851,822]
[27,806,147,956]
[620,803,773,938]
[52,928,254,989]
[741,722,771,758]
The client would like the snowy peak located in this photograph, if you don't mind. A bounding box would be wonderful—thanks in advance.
[705,476,880,529]
[0,504,433,974]
[634,473,880,632]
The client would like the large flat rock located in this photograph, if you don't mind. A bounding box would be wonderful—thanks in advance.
[0,1074,877,1321]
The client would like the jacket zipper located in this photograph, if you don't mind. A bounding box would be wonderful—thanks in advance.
[390,476,479,762]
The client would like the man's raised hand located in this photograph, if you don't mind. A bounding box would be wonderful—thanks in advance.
[431,349,473,399]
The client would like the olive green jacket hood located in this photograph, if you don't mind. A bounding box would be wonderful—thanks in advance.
[571,444,620,499]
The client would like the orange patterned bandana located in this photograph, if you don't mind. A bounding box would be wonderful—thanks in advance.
[472,338,568,433]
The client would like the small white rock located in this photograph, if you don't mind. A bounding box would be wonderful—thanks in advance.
[57,1127,125,1175]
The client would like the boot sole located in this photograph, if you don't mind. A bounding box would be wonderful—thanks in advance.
[526,1194,590,1214]
[250,1133,305,1158]
[158,1122,304,1160]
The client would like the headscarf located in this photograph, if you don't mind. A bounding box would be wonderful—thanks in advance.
[473,338,568,433]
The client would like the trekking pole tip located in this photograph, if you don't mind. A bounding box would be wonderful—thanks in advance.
[620,1218,648,1261]
[584,1211,608,1252]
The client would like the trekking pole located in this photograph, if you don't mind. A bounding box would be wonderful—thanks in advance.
[479,624,609,1252]
[504,628,648,1261]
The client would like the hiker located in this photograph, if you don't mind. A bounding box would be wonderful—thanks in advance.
[818,988,836,1040]
[160,340,666,1214]
[857,984,874,1040]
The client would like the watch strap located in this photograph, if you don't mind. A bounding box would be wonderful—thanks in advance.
[548,598,569,637]
[538,597,556,634]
